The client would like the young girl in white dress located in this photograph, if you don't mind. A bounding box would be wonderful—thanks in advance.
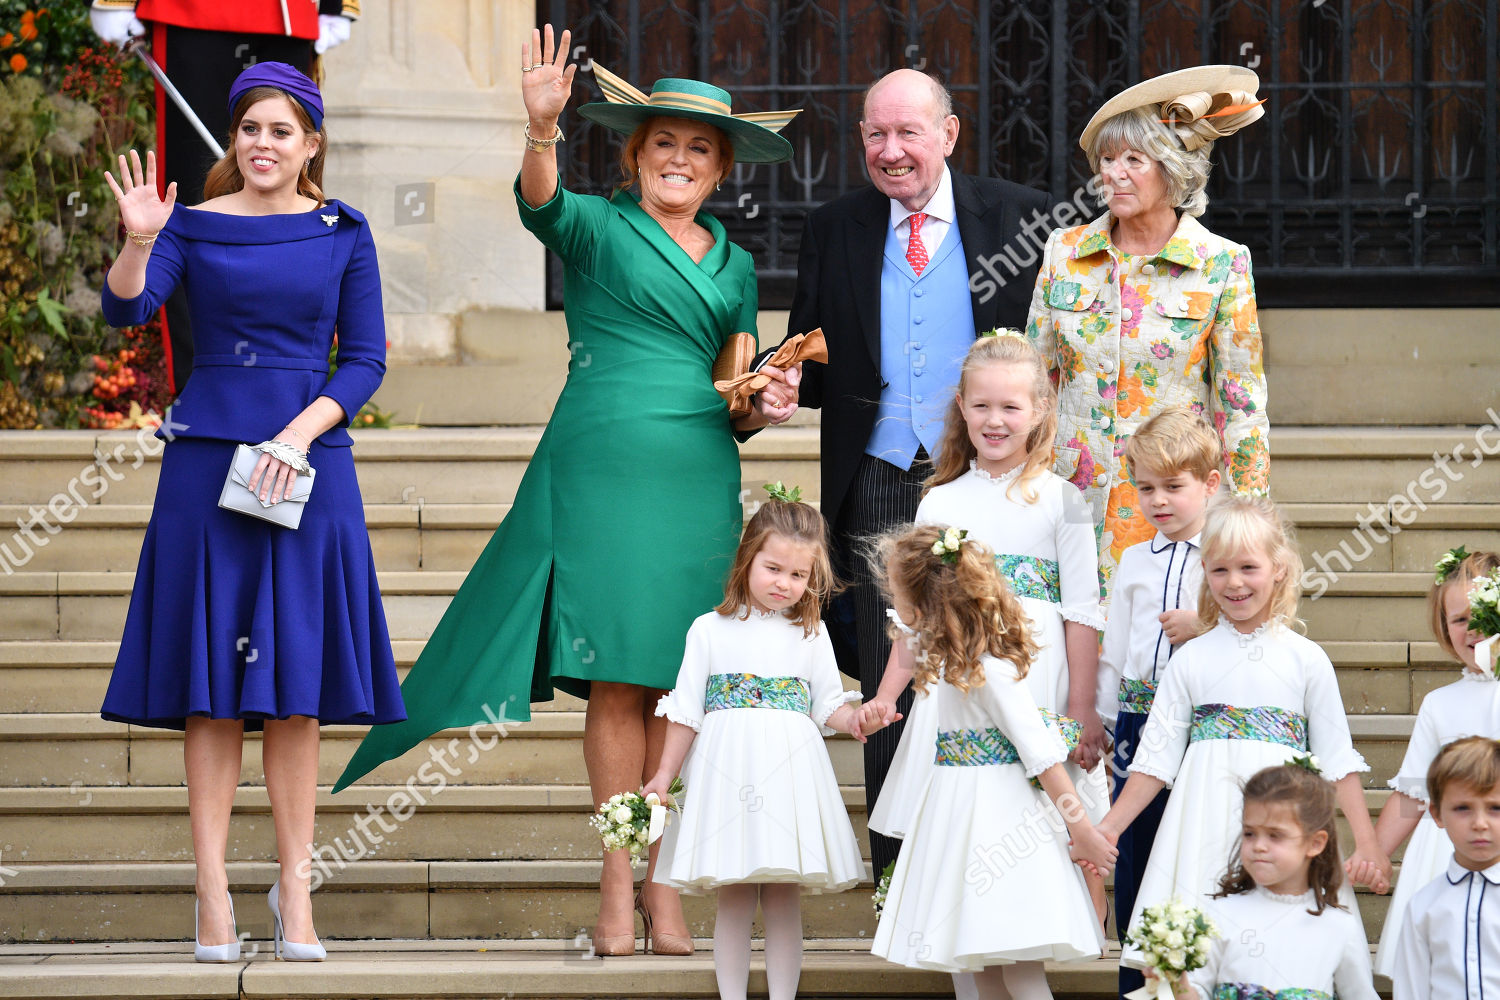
[1368,547,1500,977]
[1096,494,1388,971]
[1150,763,1378,999]
[867,523,1115,1000]
[645,497,865,1000]
[864,332,1111,921]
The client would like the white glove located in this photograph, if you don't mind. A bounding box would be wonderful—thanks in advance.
[89,8,147,48]
[314,14,351,54]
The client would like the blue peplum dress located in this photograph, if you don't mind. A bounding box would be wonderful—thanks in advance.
[98,201,406,731]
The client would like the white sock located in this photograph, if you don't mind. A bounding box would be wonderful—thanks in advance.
[1001,960,1053,1000]
[760,883,804,1000]
[713,884,758,1000]
[953,971,985,1000]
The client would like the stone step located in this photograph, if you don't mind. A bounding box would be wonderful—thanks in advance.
[0,706,1412,790]
[0,566,1440,643]
[0,640,588,716]
[0,638,1460,717]
[0,942,1110,999]
[0,712,864,790]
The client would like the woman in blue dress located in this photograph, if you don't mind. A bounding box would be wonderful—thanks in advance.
[100,62,405,963]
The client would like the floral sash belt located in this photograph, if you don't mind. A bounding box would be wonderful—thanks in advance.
[1117,677,1158,715]
[1213,984,1331,1000]
[1189,704,1308,750]
[934,708,1081,767]
[994,554,1062,604]
[705,673,810,714]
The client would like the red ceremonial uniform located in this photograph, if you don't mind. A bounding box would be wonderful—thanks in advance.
[130,0,320,38]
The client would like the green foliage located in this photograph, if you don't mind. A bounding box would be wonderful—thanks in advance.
[0,2,158,427]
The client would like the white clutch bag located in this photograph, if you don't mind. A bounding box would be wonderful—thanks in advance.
[217,443,316,530]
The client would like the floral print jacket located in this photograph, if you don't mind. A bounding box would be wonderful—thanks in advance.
[1025,211,1270,600]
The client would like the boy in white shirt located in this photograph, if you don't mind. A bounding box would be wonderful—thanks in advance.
[1097,405,1221,1000]
[1394,736,1500,1000]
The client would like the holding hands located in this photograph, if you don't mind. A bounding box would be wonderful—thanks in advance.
[1069,821,1119,878]
[1344,849,1393,894]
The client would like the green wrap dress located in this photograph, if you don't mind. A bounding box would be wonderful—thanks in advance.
[335,178,757,790]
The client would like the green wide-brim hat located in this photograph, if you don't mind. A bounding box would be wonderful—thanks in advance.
[577,65,799,164]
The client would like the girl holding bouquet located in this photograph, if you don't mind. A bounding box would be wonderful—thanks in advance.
[1368,547,1500,977]
[1097,494,1387,972]
[869,523,1115,999]
[644,494,865,1000]
[1146,763,1377,999]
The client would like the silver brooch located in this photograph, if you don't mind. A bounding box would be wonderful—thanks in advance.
[321,214,338,227]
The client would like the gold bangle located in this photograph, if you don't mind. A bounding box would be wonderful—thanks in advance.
[125,230,158,248]
[524,121,565,153]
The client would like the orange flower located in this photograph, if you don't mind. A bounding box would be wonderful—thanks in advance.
[1,33,12,47]
[19,10,33,24]
[18,23,35,41]
[9,53,26,72]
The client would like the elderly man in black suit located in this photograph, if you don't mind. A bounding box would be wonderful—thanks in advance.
[787,69,1052,883]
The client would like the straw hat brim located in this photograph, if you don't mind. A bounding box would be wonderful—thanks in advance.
[577,102,794,164]
[1079,65,1261,153]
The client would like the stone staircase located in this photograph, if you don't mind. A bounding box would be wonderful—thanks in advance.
[0,385,1495,994]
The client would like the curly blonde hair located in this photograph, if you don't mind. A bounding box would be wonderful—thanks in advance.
[1431,550,1500,660]
[1194,494,1305,635]
[926,334,1057,505]
[874,523,1037,694]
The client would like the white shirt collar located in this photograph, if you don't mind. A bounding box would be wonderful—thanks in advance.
[1150,529,1202,553]
[889,166,955,232]
[1446,856,1500,885]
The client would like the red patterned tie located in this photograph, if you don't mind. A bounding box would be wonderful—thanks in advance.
[905,211,929,275]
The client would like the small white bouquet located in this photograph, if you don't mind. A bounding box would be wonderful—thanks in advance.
[1469,568,1500,675]
[1123,897,1218,1000]
[872,861,894,917]
[589,777,684,862]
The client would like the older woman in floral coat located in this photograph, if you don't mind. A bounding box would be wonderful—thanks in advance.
[1026,66,1271,597]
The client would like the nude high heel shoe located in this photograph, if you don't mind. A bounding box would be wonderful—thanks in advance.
[268,880,326,961]
[636,889,694,955]
[194,892,241,963]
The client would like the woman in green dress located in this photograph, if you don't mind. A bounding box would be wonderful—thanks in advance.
[335,26,803,955]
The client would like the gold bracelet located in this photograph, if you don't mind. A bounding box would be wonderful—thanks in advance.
[524,121,565,153]
[125,230,158,248]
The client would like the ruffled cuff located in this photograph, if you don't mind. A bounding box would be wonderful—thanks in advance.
[1318,748,1370,783]
[1022,749,1070,779]
[1387,774,1430,803]
[813,689,862,734]
[653,692,702,732]
[1128,757,1181,788]
[1059,605,1107,631]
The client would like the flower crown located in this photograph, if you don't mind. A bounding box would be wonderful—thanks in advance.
[1435,546,1470,585]
[1287,753,1322,777]
[931,526,969,565]
[979,327,1026,341]
[763,481,802,503]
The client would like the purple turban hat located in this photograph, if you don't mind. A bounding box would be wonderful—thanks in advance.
[227,61,324,129]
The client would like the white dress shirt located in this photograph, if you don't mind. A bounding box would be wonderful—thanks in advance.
[889,166,955,260]
[1394,858,1500,1000]
[1095,531,1202,729]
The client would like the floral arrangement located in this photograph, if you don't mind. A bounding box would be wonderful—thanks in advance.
[1468,569,1500,676]
[764,481,802,503]
[589,777,685,861]
[872,860,894,917]
[1287,753,1322,777]
[979,327,1025,340]
[931,526,968,565]
[0,2,160,428]
[1123,897,1217,1000]
[1435,546,1470,585]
